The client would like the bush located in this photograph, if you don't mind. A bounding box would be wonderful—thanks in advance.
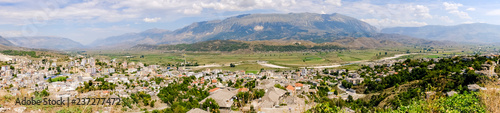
[393,92,486,113]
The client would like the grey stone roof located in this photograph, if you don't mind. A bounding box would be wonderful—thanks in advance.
[199,89,236,108]
[187,108,209,113]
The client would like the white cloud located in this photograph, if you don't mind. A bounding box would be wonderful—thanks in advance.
[466,8,476,11]
[361,18,427,28]
[325,0,342,6]
[486,9,500,16]
[143,17,161,23]
[443,2,462,10]
[443,2,471,19]
[387,4,432,19]
[337,2,433,21]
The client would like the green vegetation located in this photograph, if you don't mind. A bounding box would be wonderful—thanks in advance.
[137,40,345,52]
[391,92,485,113]
[48,76,68,83]
[1,50,39,58]
[306,103,342,113]
[312,55,494,112]
[274,84,286,90]
[34,89,50,97]
[76,77,117,92]
[245,70,258,74]
[156,76,210,113]
[128,91,153,107]
[202,98,220,113]
[156,40,250,51]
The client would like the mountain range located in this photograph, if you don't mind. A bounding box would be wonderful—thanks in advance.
[89,13,380,48]
[5,13,498,51]
[6,36,84,50]
[381,23,500,44]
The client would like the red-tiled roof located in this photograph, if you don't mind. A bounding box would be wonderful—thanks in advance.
[286,85,295,91]
[212,79,217,83]
[209,88,220,93]
[295,83,303,87]
[238,88,249,92]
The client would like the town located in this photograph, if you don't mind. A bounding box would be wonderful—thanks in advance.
[0,51,498,113]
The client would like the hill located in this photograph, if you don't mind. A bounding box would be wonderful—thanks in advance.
[381,23,500,43]
[90,13,380,48]
[7,36,85,50]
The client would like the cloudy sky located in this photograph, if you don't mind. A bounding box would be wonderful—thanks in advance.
[0,0,499,44]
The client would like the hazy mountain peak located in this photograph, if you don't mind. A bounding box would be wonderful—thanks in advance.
[142,28,170,34]
[6,36,84,50]
[0,35,14,46]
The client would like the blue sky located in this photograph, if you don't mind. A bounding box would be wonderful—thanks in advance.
[0,0,499,44]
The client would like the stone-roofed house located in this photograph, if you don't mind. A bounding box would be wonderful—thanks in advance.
[260,87,287,108]
[187,108,209,113]
[199,89,237,109]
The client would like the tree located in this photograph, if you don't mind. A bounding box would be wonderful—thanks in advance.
[347,95,354,102]
[307,103,341,113]
[150,100,155,107]
[341,80,352,89]
[202,98,220,113]
[35,89,50,97]
[253,89,265,98]
[237,92,251,104]
[230,63,235,67]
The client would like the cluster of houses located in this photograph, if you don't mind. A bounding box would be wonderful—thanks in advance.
[2,53,500,113]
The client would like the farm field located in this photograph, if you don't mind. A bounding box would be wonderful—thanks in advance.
[81,45,477,70]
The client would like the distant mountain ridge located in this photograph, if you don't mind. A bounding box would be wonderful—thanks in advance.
[381,23,500,43]
[89,28,171,48]
[0,35,14,46]
[7,36,84,50]
[89,13,381,48]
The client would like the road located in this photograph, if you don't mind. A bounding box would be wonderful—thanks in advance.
[337,83,365,100]
[258,54,414,69]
